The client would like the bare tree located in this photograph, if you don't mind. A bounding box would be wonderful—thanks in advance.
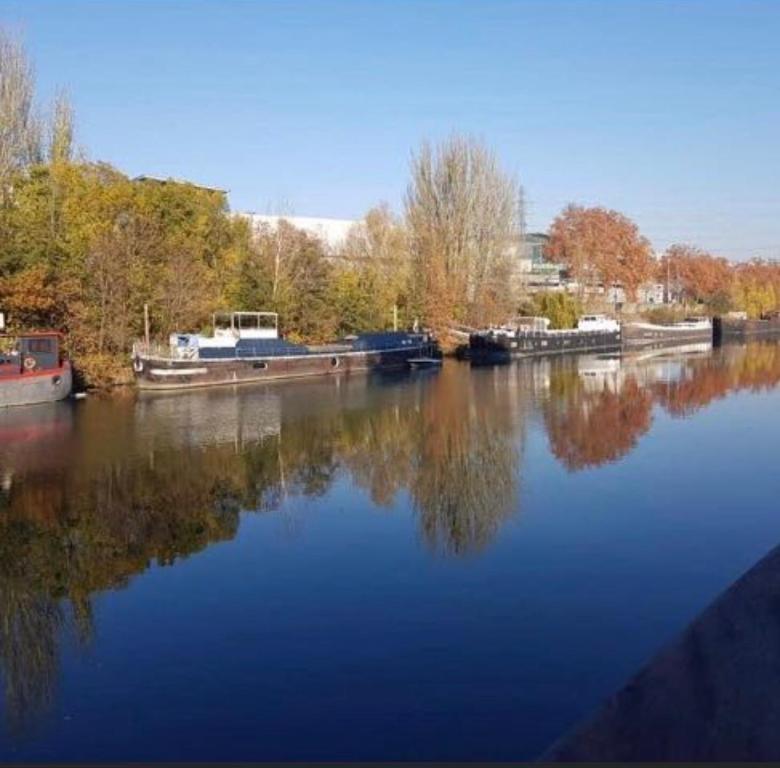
[0,29,41,185]
[48,89,74,164]
[405,134,521,330]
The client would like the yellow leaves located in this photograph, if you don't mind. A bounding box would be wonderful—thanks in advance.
[729,260,780,319]
[733,278,777,319]
[0,161,253,384]
[0,264,59,328]
[533,292,582,330]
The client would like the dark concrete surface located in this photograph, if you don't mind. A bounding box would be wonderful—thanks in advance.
[545,542,780,761]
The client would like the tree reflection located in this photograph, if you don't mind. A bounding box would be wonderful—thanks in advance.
[654,343,780,418]
[543,362,653,471]
[0,344,778,729]
[0,371,526,727]
[0,586,61,735]
[410,364,519,555]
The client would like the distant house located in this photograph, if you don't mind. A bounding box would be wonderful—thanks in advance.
[511,232,565,290]
[638,283,666,305]
[525,232,550,266]
[602,282,667,307]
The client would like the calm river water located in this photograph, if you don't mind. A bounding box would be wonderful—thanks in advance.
[0,342,779,761]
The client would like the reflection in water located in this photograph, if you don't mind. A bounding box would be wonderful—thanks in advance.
[410,364,521,555]
[0,368,526,727]
[0,588,61,734]
[543,358,654,471]
[0,343,778,731]
[653,342,780,418]
[541,343,780,471]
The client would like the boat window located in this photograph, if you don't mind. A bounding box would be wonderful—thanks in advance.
[28,338,54,354]
[239,314,260,331]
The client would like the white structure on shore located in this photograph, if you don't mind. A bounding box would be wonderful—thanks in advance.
[240,214,357,252]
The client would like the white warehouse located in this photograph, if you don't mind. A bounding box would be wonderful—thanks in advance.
[240,214,358,252]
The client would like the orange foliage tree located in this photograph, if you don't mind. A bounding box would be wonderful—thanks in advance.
[546,204,654,299]
[659,244,733,309]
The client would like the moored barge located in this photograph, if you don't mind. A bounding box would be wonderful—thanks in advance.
[133,311,438,391]
[623,317,713,349]
[714,315,780,343]
[468,314,622,364]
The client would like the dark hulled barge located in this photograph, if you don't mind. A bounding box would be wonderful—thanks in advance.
[468,315,622,364]
[133,311,438,391]
[714,314,780,343]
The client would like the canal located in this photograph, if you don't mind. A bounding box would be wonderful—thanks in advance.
[0,342,778,760]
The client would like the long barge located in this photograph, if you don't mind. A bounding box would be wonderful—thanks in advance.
[133,311,437,391]
[468,315,622,364]
[714,315,780,343]
[622,318,713,349]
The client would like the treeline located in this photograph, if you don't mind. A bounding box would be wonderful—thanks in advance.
[1,28,778,386]
[0,31,525,384]
[547,205,780,317]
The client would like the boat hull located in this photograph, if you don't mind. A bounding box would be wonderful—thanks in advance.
[623,322,713,349]
[134,345,432,391]
[714,316,780,343]
[469,330,622,364]
[0,363,73,408]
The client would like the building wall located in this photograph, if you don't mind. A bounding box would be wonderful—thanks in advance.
[240,214,357,252]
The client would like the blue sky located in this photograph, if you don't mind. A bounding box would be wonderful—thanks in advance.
[3,0,779,258]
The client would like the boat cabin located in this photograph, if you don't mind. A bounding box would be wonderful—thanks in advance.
[168,312,282,358]
[0,333,64,376]
[213,312,278,341]
[577,314,621,333]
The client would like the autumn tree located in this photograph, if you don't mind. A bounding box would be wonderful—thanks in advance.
[546,204,654,299]
[229,219,336,342]
[338,204,411,331]
[732,259,779,318]
[405,135,520,333]
[660,244,733,309]
[529,291,582,329]
[0,29,41,188]
[0,160,254,384]
[47,90,74,165]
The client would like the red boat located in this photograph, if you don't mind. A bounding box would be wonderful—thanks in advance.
[0,331,73,408]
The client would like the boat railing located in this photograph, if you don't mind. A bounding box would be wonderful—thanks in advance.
[485,327,620,339]
[133,340,179,361]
